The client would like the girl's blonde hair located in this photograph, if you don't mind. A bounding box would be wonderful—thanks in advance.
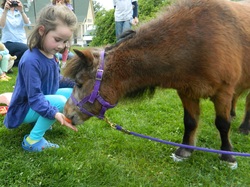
[28,5,77,50]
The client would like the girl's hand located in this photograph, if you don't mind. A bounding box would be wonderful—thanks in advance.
[55,112,78,131]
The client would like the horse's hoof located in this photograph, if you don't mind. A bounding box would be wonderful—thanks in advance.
[228,162,238,170]
[220,154,237,169]
[220,161,238,170]
[174,147,193,158]
[170,153,188,162]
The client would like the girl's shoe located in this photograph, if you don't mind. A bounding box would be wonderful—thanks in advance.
[22,135,59,152]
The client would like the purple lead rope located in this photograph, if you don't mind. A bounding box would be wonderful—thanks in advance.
[114,125,250,157]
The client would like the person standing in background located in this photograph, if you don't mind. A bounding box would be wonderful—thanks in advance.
[52,0,73,10]
[0,0,30,69]
[113,0,139,39]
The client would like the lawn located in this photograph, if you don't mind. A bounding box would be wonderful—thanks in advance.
[1,65,250,186]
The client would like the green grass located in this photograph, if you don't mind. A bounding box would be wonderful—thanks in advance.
[1,66,250,186]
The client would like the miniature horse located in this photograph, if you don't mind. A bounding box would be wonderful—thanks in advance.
[63,0,250,167]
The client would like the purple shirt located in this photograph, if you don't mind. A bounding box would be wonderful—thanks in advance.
[4,48,60,129]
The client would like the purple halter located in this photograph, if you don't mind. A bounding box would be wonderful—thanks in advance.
[70,50,117,119]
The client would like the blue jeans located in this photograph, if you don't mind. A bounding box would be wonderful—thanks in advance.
[115,20,131,39]
[4,41,28,66]
[23,88,73,141]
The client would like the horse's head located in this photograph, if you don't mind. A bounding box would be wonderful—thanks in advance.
[63,48,102,125]
[63,48,116,125]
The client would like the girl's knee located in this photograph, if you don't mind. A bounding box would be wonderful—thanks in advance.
[57,95,67,112]
[56,88,73,99]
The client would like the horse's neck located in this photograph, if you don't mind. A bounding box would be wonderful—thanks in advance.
[108,49,179,90]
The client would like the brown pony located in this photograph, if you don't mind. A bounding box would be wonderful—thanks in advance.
[63,0,250,167]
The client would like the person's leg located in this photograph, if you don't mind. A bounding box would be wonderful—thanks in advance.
[7,55,14,71]
[1,54,9,73]
[55,88,73,99]
[0,67,3,76]
[115,21,124,39]
[62,48,69,62]
[4,42,28,66]
[61,48,69,68]
[0,67,8,81]
[22,88,72,151]
[122,20,132,33]
[0,66,4,80]
[24,88,72,138]
[0,55,11,80]
[23,95,66,140]
[67,51,74,59]
[0,58,4,75]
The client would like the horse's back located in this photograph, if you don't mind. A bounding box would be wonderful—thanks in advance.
[134,0,250,91]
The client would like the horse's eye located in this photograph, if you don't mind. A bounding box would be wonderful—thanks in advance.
[75,83,82,88]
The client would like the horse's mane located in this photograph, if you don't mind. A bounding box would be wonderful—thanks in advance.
[105,30,136,51]
[118,29,136,42]
[104,30,156,100]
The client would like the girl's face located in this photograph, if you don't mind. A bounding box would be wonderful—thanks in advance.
[39,24,73,58]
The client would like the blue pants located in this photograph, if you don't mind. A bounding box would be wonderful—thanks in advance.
[115,20,131,39]
[4,41,28,66]
[23,88,72,141]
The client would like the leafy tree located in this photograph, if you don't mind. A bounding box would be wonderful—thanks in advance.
[92,0,104,14]
[90,9,116,46]
[91,0,174,46]
[139,0,172,21]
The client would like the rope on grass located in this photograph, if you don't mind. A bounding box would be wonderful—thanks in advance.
[104,117,250,157]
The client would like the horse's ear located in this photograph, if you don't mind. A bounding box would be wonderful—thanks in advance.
[73,49,86,59]
[73,49,93,67]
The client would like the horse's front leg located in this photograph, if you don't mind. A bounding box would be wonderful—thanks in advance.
[174,93,200,160]
[211,92,236,164]
[239,92,250,134]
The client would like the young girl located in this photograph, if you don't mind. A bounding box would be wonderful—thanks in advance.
[4,5,78,152]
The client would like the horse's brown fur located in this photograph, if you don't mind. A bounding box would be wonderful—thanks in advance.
[63,0,250,165]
